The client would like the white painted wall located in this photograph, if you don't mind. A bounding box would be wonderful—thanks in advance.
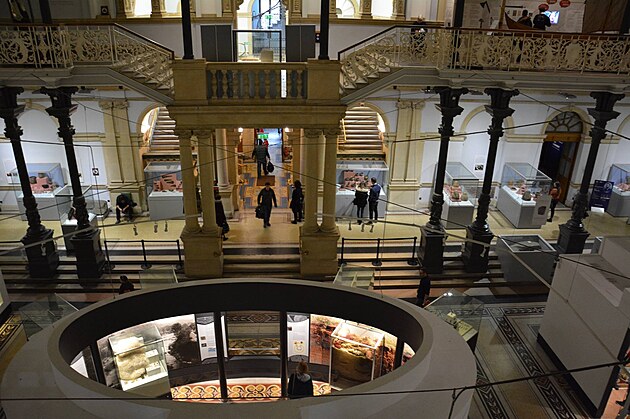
[408,0,433,21]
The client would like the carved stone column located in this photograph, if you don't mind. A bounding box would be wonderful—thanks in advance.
[176,129,201,234]
[419,87,467,274]
[214,128,235,218]
[43,87,105,280]
[462,88,519,273]
[392,0,406,20]
[321,129,340,233]
[225,129,241,214]
[301,129,321,234]
[195,130,219,234]
[360,0,373,19]
[150,0,166,18]
[289,0,302,20]
[116,0,136,18]
[329,0,336,17]
[0,87,59,278]
[557,92,624,254]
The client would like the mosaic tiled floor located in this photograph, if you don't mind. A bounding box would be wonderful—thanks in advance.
[240,145,291,209]
[471,302,593,419]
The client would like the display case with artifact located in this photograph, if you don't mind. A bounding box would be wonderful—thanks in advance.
[425,289,483,350]
[13,163,66,221]
[329,322,384,389]
[437,162,479,228]
[144,162,185,221]
[496,235,556,284]
[108,323,169,394]
[496,163,552,228]
[335,160,388,217]
[606,164,630,217]
[55,185,98,252]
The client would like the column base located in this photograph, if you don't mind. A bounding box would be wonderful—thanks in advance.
[300,227,340,278]
[181,230,223,278]
[71,229,106,280]
[22,228,59,278]
[462,226,494,273]
[418,226,444,274]
[556,223,589,254]
[218,185,236,218]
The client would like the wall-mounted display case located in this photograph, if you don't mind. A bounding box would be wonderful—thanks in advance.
[496,163,552,228]
[335,160,388,217]
[14,163,66,220]
[606,164,630,217]
[439,162,479,229]
[144,162,184,221]
[425,289,483,351]
[108,323,169,395]
[329,322,384,389]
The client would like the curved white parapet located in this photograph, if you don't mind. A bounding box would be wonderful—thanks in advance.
[2,279,476,419]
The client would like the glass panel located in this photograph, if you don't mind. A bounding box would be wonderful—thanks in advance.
[138,266,178,290]
[234,30,283,62]
[17,294,78,338]
[425,289,483,348]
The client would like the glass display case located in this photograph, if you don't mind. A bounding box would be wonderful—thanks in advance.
[335,160,388,217]
[329,322,384,389]
[108,323,169,393]
[55,185,98,252]
[333,265,375,290]
[606,164,630,217]
[496,235,556,284]
[144,162,184,221]
[496,163,552,228]
[14,163,66,221]
[424,289,483,351]
[440,162,479,229]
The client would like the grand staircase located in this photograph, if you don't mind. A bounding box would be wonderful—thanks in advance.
[338,106,385,159]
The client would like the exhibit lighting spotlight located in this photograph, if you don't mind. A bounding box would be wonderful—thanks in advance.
[238,127,244,133]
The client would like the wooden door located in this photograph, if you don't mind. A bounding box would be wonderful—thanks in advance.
[544,133,581,203]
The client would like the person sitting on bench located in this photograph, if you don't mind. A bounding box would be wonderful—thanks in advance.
[115,193,134,224]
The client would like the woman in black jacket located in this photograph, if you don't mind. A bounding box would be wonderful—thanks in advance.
[353,183,369,224]
[289,180,304,224]
[288,361,314,399]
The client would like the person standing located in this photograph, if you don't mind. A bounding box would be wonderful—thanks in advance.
[215,192,229,241]
[547,181,561,222]
[289,180,304,224]
[288,361,314,399]
[415,270,431,307]
[353,183,369,224]
[118,275,135,294]
[517,9,532,27]
[533,6,551,30]
[252,139,270,178]
[257,182,277,228]
[367,177,381,224]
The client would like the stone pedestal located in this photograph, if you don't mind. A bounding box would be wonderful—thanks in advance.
[181,231,224,278]
[418,227,444,274]
[71,230,106,279]
[462,227,493,273]
[218,185,237,218]
[22,229,59,278]
[556,224,590,255]
[300,228,340,278]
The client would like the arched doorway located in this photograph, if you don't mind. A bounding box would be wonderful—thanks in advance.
[538,112,583,203]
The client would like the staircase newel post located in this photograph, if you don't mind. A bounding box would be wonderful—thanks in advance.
[557,91,624,254]
[418,87,467,274]
[462,88,519,273]
[0,87,59,278]
[42,87,105,280]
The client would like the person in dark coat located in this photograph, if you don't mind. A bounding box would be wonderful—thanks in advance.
[367,177,381,224]
[289,180,304,224]
[517,9,533,27]
[415,269,431,307]
[533,6,551,30]
[353,183,369,224]
[288,361,314,399]
[118,275,135,294]
[257,182,277,228]
[252,139,271,177]
[215,192,228,240]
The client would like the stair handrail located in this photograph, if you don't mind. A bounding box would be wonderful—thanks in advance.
[340,117,347,144]
[145,107,159,146]
[337,25,411,61]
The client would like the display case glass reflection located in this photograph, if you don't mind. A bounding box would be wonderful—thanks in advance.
[329,322,384,389]
[608,164,630,195]
[500,163,552,204]
[443,162,479,204]
[425,289,483,350]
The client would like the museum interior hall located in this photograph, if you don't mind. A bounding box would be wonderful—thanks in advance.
[2,0,630,418]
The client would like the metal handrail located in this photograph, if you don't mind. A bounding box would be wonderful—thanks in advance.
[339,236,418,267]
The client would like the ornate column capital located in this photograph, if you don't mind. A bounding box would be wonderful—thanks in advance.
[303,128,322,138]
[359,0,372,19]
[289,0,302,19]
[193,129,214,140]
[175,129,193,140]
[150,0,166,18]
[323,128,340,138]
[112,99,129,110]
[98,100,114,110]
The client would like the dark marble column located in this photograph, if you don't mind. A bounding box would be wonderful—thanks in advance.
[557,92,624,254]
[462,88,518,273]
[181,0,194,59]
[418,87,468,274]
[42,87,105,279]
[318,0,330,59]
[0,87,59,278]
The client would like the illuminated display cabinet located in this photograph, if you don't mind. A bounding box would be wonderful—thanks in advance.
[440,162,479,229]
[606,164,630,217]
[13,163,65,221]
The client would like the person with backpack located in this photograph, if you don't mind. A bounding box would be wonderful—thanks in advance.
[288,361,314,399]
[289,180,304,224]
[252,139,270,177]
[257,182,277,228]
[533,6,551,30]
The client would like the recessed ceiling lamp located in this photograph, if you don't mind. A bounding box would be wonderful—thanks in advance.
[558,92,577,100]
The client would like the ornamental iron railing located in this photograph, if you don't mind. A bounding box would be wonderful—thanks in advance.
[0,24,174,96]
[338,26,630,93]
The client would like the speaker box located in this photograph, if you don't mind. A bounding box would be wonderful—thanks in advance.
[100,5,109,16]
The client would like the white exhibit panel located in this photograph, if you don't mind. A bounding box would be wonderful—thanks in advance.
[606,164,630,217]
[539,237,630,416]
[496,163,552,229]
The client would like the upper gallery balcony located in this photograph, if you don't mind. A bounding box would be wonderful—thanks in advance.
[338,26,630,103]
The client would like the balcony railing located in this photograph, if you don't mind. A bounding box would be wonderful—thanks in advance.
[338,26,630,92]
[0,24,174,96]
[206,62,307,102]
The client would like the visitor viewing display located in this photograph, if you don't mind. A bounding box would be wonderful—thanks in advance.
[335,160,388,217]
[438,162,479,228]
[12,163,66,220]
[496,163,552,229]
[144,162,184,221]
[606,164,630,217]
